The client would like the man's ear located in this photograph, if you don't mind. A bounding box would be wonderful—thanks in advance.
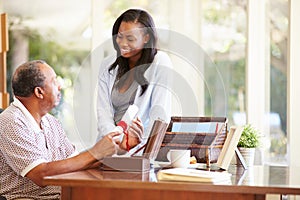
[34,87,44,99]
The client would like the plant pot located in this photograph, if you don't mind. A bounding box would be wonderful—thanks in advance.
[236,147,255,167]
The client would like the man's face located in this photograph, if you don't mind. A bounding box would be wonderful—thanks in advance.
[39,64,61,110]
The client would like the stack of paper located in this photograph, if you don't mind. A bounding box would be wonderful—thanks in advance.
[157,168,232,185]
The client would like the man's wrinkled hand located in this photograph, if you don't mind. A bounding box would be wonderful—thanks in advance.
[90,132,120,160]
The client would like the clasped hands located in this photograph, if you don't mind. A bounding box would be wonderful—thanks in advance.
[116,117,144,152]
[89,118,144,160]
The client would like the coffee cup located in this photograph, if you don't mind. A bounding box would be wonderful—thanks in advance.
[168,149,191,168]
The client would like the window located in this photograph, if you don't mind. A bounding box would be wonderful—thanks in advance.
[2,0,291,165]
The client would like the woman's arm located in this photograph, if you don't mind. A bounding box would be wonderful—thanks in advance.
[144,51,173,137]
[96,57,118,141]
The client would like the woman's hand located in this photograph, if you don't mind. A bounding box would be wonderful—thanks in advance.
[119,117,144,151]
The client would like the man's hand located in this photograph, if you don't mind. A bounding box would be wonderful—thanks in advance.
[89,132,120,160]
[26,132,120,187]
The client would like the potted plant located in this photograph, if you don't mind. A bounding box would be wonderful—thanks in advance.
[237,124,260,166]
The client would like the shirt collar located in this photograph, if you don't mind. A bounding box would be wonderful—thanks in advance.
[12,97,42,132]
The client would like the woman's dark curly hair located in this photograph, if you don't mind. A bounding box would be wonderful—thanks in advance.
[12,60,46,97]
[109,9,158,96]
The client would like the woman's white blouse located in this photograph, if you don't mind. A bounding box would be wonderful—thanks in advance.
[96,51,173,142]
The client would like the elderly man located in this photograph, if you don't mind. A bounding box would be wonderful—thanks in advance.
[0,60,120,199]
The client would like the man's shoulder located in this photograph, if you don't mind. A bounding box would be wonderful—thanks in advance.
[0,105,22,123]
[0,106,29,136]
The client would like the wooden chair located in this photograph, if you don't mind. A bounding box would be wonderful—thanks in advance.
[1,14,10,109]
[156,116,228,168]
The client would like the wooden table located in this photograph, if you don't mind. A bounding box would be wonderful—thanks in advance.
[43,165,300,200]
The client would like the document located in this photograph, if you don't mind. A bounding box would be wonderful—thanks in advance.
[157,168,232,184]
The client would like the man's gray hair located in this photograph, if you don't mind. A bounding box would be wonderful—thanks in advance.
[12,60,47,97]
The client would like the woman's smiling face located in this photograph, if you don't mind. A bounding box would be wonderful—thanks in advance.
[116,21,149,62]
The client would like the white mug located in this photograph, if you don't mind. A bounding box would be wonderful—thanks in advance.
[168,149,191,168]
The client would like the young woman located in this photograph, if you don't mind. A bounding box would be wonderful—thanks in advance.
[97,9,173,153]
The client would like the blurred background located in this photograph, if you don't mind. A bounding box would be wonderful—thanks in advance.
[0,0,290,166]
